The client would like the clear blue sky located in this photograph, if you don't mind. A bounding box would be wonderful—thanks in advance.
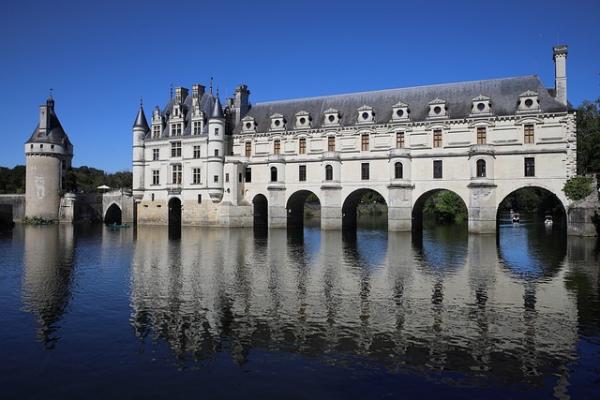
[1,0,598,172]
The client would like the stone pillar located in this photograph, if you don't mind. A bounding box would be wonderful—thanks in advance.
[321,184,342,230]
[468,182,497,234]
[58,193,77,223]
[268,184,286,228]
[388,183,413,231]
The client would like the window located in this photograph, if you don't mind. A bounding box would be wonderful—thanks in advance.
[197,194,202,204]
[361,134,369,151]
[361,163,369,180]
[213,175,218,183]
[433,160,443,179]
[299,138,306,154]
[193,145,201,159]
[214,149,219,157]
[245,167,252,183]
[152,148,159,161]
[477,127,487,145]
[153,125,161,138]
[193,121,201,135]
[270,166,278,182]
[524,124,535,144]
[192,168,201,184]
[215,128,219,136]
[394,162,403,179]
[171,123,182,136]
[152,170,160,185]
[325,165,333,181]
[172,164,182,184]
[151,193,155,201]
[328,136,335,152]
[396,132,405,149]
[171,141,181,157]
[299,165,306,181]
[433,129,442,148]
[225,173,229,183]
[238,173,242,183]
[274,139,281,155]
[476,159,486,177]
[245,142,251,157]
[524,157,535,177]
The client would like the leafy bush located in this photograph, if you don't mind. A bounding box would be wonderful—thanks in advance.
[563,176,593,201]
[23,216,55,225]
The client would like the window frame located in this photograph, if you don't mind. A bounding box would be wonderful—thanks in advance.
[328,136,336,152]
[433,160,443,179]
[245,142,252,157]
[476,126,486,145]
[171,164,182,184]
[361,163,370,180]
[274,139,281,155]
[192,168,201,184]
[394,162,403,179]
[299,138,306,154]
[433,129,442,148]
[299,165,306,182]
[476,159,486,177]
[193,145,201,159]
[171,141,182,158]
[361,134,369,151]
[270,166,278,182]
[325,165,333,181]
[152,169,160,185]
[524,124,535,144]
[396,132,405,149]
[524,157,535,177]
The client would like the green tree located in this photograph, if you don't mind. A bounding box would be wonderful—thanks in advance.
[577,98,600,174]
[423,190,468,224]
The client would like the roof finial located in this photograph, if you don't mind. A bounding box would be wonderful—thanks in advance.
[49,88,53,99]
[216,86,220,98]
[210,77,213,95]
[140,97,143,108]
[170,83,173,99]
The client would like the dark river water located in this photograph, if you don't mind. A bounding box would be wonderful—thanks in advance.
[0,222,599,399]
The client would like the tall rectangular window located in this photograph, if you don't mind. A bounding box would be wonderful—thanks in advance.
[328,136,335,152]
[171,141,181,157]
[361,134,369,151]
[213,175,218,183]
[193,121,201,135]
[477,127,486,145]
[197,194,202,204]
[245,167,252,183]
[433,129,442,148]
[172,164,182,184]
[193,145,201,159]
[361,163,370,180]
[396,132,405,149]
[171,123,182,136]
[433,160,443,179]
[214,149,219,157]
[245,142,251,157]
[153,125,161,138]
[152,148,159,161]
[225,173,229,182]
[152,170,160,185]
[192,168,201,184]
[299,165,306,181]
[274,139,281,155]
[524,124,535,144]
[215,128,219,136]
[524,157,535,177]
[299,138,306,154]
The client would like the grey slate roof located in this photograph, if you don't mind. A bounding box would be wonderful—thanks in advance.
[27,103,72,148]
[133,106,150,132]
[211,96,224,119]
[240,76,567,133]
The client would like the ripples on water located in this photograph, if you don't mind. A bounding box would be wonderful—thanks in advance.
[0,222,599,399]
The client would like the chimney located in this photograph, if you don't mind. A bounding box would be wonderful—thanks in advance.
[233,84,250,124]
[192,84,205,99]
[174,87,189,103]
[553,44,568,106]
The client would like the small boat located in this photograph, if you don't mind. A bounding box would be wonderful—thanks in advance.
[512,212,520,224]
[544,215,553,226]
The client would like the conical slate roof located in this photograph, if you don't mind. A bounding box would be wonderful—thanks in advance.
[211,96,224,119]
[133,106,150,131]
[26,98,72,147]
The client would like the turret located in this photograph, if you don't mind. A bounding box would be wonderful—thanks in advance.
[553,44,568,106]
[24,96,73,221]
[132,103,149,200]
[207,96,225,202]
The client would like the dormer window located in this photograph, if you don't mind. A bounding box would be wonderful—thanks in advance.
[323,108,340,126]
[517,90,541,113]
[391,101,410,122]
[428,98,448,119]
[470,95,492,116]
[152,125,162,138]
[192,121,201,135]
[241,116,256,133]
[270,113,286,131]
[357,105,375,124]
[295,111,311,129]
[170,123,182,136]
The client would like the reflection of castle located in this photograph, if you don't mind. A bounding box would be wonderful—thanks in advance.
[21,225,75,347]
[130,226,578,385]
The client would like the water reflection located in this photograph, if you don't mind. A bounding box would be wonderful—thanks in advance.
[129,225,581,387]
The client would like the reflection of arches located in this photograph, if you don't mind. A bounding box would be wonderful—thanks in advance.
[168,197,182,230]
[286,190,321,230]
[342,188,387,230]
[412,189,468,232]
[252,194,268,229]
[104,203,122,225]
[496,186,567,227]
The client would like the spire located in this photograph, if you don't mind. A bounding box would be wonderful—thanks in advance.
[133,104,150,131]
[210,96,224,119]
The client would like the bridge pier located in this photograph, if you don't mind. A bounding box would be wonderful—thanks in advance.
[388,183,414,232]
[267,185,286,229]
[468,182,497,234]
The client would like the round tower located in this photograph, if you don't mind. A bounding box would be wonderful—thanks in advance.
[24,96,73,221]
[132,103,149,200]
[207,96,225,202]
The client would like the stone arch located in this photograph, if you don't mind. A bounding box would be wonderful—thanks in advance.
[342,188,388,230]
[252,194,268,229]
[168,197,182,230]
[496,185,567,228]
[412,189,469,232]
[286,190,321,230]
[104,202,122,225]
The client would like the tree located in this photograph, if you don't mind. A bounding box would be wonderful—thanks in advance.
[577,98,600,174]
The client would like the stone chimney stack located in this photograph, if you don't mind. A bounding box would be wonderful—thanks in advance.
[192,84,205,99]
[39,97,53,133]
[553,44,568,106]
[232,84,250,125]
